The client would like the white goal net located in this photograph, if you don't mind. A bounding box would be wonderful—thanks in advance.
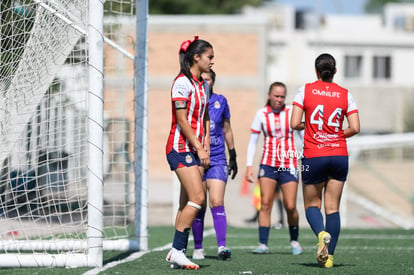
[0,0,144,268]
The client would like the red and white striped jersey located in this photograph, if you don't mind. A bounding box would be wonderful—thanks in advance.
[166,73,209,154]
[293,80,358,158]
[250,105,298,168]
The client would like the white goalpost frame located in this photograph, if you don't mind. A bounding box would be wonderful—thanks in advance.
[87,0,104,267]
[0,0,103,268]
[0,0,148,268]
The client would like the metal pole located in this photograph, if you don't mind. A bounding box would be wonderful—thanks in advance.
[135,0,149,251]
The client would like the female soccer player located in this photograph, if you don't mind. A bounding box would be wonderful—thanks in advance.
[245,82,303,256]
[165,37,214,270]
[291,53,360,268]
[191,69,237,261]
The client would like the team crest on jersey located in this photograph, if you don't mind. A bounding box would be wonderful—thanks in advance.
[210,121,215,131]
[185,154,193,164]
[275,122,281,129]
[259,168,265,177]
[214,100,221,109]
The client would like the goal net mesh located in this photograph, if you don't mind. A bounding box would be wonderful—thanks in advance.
[0,0,137,263]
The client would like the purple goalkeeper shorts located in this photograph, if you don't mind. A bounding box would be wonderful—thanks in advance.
[202,163,228,183]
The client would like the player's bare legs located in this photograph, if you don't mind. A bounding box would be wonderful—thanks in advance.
[323,178,344,215]
[175,166,205,231]
[303,181,324,210]
[280,181,299,226]
[166,166,205,270]
[280,181,302,255]
[258,177,277,227]
[207,179,225,207]
[253,177,276,254]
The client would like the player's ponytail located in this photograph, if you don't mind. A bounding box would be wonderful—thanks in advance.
[315,53,336,82]
[178,37,213,81]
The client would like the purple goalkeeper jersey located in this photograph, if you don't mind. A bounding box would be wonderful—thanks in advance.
[208,93,230,164]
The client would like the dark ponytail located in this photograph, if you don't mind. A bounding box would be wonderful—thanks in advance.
[315,53,336,82]
[178,37,213,81]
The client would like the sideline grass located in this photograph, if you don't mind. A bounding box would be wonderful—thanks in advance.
[0,226,413,274]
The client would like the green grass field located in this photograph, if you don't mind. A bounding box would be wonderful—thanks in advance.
[0,226,413,274]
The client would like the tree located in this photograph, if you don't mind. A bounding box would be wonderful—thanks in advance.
[0,0,35,87]
[149,0,266,15]
[365,0,409,14]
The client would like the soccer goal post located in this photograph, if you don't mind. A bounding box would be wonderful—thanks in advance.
[0,0,147,268]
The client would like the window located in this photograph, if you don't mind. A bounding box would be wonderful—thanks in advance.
[344,55,362,78]
[373,56,391,79]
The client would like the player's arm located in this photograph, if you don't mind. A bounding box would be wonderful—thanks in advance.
[344,112,360,138]
[224,119,238,179]
[204,108,210,155]
[245,132,259,183]
[344,92,360,138]
[291,105,305,130]
[223,119,235,150]
[175,100,210,168]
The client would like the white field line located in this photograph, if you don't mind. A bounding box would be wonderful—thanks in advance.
[83,228,216,275]
[201,245,414,251]
[227,233,414,240]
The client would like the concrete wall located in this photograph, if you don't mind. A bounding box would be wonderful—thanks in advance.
[147,15,268,181]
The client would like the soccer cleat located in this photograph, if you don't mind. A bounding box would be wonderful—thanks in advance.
[166,248,200,270]
[324,255,334,268]
[253,243,269,254]
[317,231,331,267]
[273,222,283,229]
[290,240,303,255]
[192,248,206,260]
[218,246,231,260]
[170,263,181,269]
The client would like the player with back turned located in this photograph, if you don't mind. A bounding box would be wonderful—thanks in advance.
[291,53,360,268]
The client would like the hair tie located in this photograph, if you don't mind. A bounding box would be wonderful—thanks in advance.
[179,36,199,53]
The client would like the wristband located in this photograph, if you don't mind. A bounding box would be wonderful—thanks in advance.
[228,148,236,160]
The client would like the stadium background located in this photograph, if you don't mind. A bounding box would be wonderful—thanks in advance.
[141,4,414,229]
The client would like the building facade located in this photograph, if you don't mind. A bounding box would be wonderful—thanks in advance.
[146,3,414,182]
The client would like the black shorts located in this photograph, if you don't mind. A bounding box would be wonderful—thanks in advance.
[166,149,200,171]
[301,156,349,184]
[258,164,298,185]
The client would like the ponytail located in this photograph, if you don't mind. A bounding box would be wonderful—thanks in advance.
[178,37,212,81]
[315,53,336,82]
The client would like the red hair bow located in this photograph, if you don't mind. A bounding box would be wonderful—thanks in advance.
[179,36,199,53]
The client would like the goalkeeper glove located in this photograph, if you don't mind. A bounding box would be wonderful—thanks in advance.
[228,148,238,180]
